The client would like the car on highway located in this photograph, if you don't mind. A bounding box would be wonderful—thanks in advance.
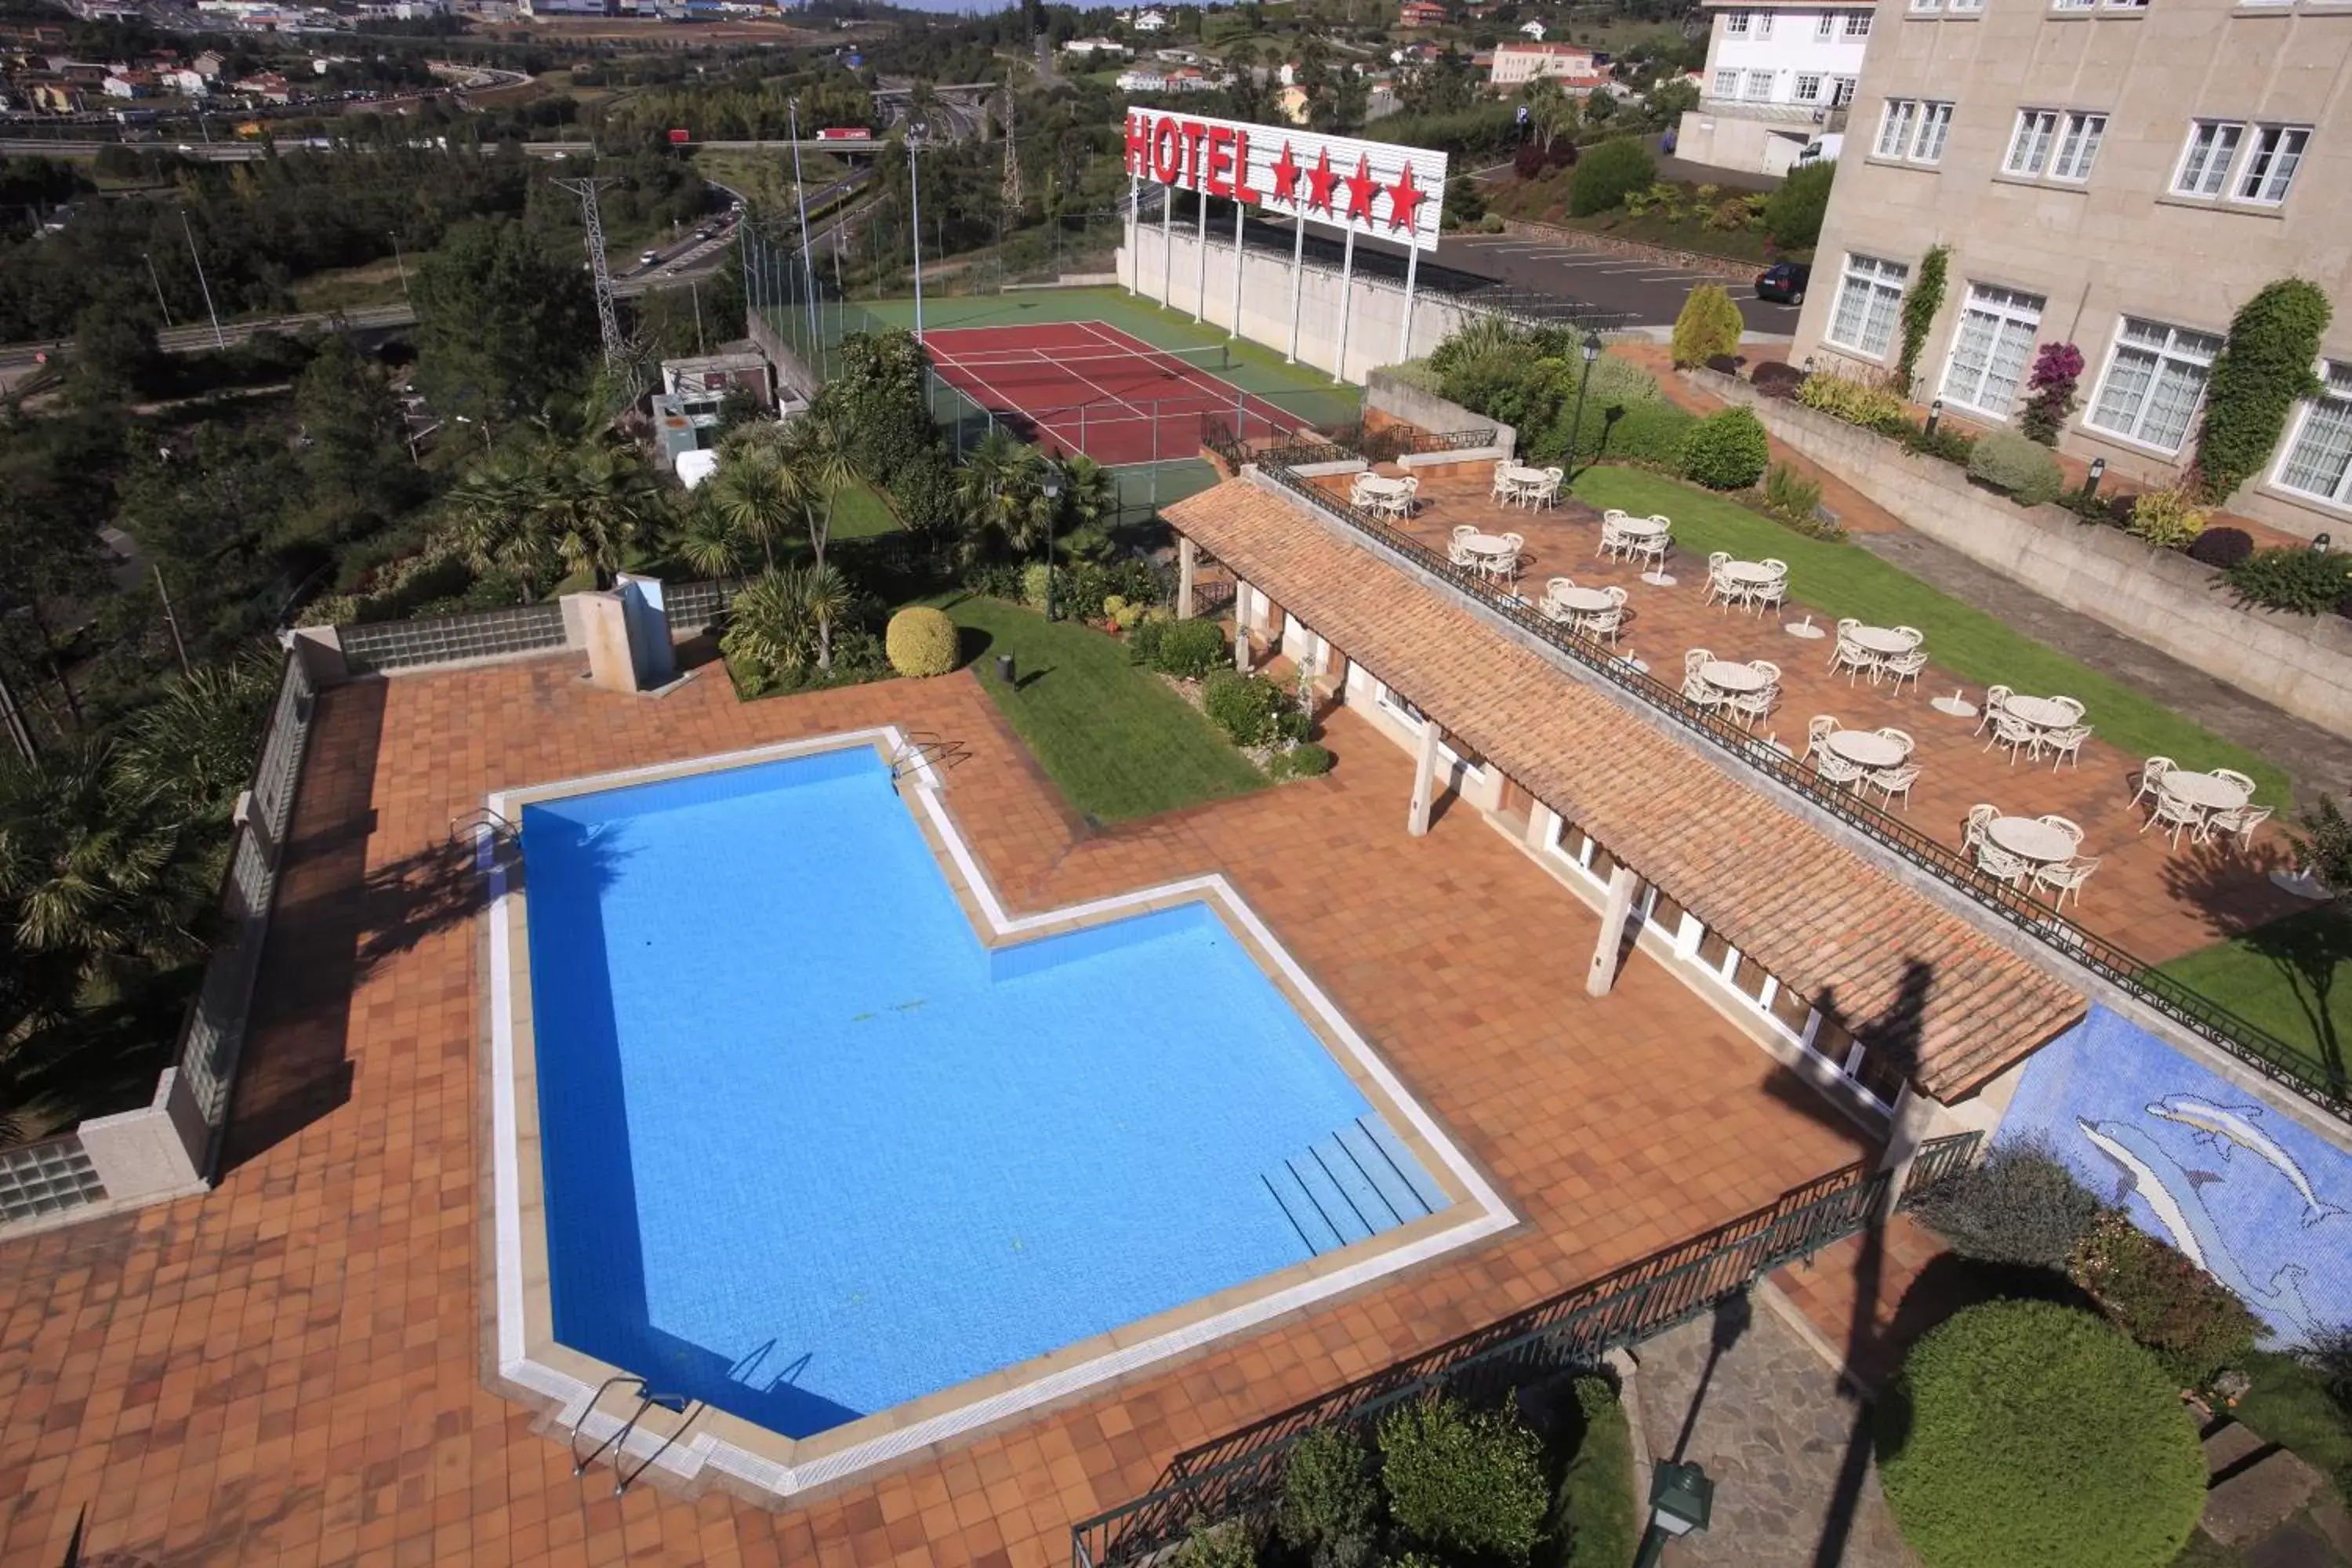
[1754,261,1811,306]
[694,226,712,240]
[638,250,659,267]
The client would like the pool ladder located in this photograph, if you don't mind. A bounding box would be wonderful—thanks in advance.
[889,730,971,784]
[570,1374,701,1496]
[448,805,519,856]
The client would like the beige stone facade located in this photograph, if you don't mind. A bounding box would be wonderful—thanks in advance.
[1788,0,2352,540]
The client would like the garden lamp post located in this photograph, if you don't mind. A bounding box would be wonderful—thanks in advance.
[2084,456,2106,499]
[1568,329,1603,476]
[1632,1461,1714,1568]
[1040,467,1062,621]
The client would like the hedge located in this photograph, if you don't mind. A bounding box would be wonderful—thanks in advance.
[1965,429,2065,507]
[1876,1300,2205,1568]
[883,606,959,677]
[1570,139,1656,217]
[1678,407,1770,490]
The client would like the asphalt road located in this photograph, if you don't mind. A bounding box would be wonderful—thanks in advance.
[1438,233,1801,331]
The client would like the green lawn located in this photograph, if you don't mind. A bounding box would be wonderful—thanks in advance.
[2158,907,2351,1082]
[1570,468,2293,807]
[829,481,902,541]
[1545,1396,1639,1568]
[930,593,1267,822]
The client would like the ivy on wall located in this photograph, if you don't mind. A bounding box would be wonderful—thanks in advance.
[2195,278,2332,504]
[1895,244,1950,397]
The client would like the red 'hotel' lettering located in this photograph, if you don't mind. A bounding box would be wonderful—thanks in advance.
[1152,117,1181,183]
[1203,125,1234,198]
[1124,111,1150,176]
[1181,120,1210,184]
[1232,129,1262,202]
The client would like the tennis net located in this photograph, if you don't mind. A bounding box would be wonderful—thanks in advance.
[926,343,1236,386]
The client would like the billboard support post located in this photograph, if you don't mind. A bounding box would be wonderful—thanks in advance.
[1286,209,1305,364]
[1396,240,1422,364]
[1333,226,1356,386]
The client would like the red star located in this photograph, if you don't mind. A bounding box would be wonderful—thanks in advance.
[1269,141,1302,205]
[1343,155,1380,223]
[1386,162,1428,234]
[1305,148,1339,214]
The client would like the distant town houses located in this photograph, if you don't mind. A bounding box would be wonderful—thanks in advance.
[1519,19,1545,38]
[1058,35,1128,58]
[1122,8,1169,32]
[1398,1,1448,27]
[1486,40,1609,91]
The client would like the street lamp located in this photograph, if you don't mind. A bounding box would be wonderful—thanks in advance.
[1568,328,1603,476]
[387,230,411,305]
[1631,1461,1715,1568]
[2084,456,2107,499]
[1040,466,1062,620]
[906,120,928,343]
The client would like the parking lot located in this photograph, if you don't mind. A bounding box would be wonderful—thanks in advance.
[1436,232,1802,332]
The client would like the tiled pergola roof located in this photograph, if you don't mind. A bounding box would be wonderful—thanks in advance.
[1166,477,2085,1101]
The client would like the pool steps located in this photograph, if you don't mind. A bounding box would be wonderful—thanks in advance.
[1261,1116,1446,1258]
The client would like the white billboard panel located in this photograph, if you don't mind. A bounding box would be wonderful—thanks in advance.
[1123,106,1450,253]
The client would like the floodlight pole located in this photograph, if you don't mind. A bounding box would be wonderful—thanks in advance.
[180,209,224,349]
[789,99,818,352]
[1332,223,1356,384]
[907,124,925,343]
[1160,176,1175,308]
[1285,206,1306,364]
[1229,198,1245,336]
[1127,172,1141,297]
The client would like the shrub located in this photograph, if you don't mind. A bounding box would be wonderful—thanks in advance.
[2285,794,2352,892]
[2126,488,2207,551]
[2018,342,2085,446]
[1170,1519,1257,1568]
[1876,1300,2205,1568]
[1556,1379,1639,1568]
[2187,526,2256,569]
[1751,360,1807,400]
[1678,407,1771,490]
[1127,613,1169,667]
[1479,212,1507,233]
[1202,669,1293,747]
[2068,1212,2262,1388]
[1569,138,1656,217]
[1020,561,1054,612]
[1379,1396,1549,1563]
[2197,278,2332,503]
[883,606,958,677]
[1152,617,1229,680]
[1272,741,1334,779]
[1277,1427,1377,1568]
[1902,423,1979,465]
[1512,140,1547,179]
[1798,372,1912,434]
[1671,283,1746,369]
[1895,244,1951,394]
[1763,157,1836,249]
[2225,545,2352,614]
[1908,1139,2101,1268]
[1965,429,2066,507]
[1759,462,1824,527]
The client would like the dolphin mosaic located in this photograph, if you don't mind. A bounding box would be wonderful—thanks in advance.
[2147,1096,2345,1229]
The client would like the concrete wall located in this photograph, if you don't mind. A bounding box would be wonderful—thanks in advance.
[76,1068,209,1208]
[1364,369,1516,454]
[1672,108,1815,177]
[1116,230,1485,385]
[1996,1005,2352,1347]
[1699,370,2352,739]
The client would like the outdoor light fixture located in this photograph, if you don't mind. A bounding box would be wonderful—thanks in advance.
[2085,456,2107,499]
[1569,332,1605,477]
[1040,470,1063,620]
[1582,330,1604,365]
[2314,532,2333,553]
[1632,1461,1715,1568]
[1804,355,1817,372]
[1925,397,1943,437]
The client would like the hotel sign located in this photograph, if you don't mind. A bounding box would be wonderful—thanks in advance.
[1123,107,1450,252]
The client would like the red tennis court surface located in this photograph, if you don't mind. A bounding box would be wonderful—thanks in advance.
[923,320,1319,465]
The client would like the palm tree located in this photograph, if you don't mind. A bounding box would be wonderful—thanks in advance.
[113,657,278,822]
[672,492,750,580]
[799,561,855,674]
[1061,454,1120,536]
[708,449,803,571]
[720,566,818,678]
[546,443,659,590]
[442,446,557,602]
[954,428,1047,563]
[0,744,209,987]
[782,402,869,572]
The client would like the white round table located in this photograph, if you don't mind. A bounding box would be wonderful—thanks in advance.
[2002,695,2081,729]
[2158,771,2252,812]
[1615,518,1668,540]
[1552,586,1615,614]
[1700,659,1773,694]
[1826,730,1907,769]
[1849,626,1918,656]
[1720,561,1781,587]
[1987,816,2078,862]
[1356,474,1407,498]
[1501,464,1551,489]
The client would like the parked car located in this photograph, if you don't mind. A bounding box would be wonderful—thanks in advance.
[1755,261,1812,305]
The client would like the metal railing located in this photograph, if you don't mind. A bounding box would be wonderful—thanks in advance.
[1397,426,1502,455]
[1251,459,2348,1123]
[1072,1138,1980,1567]
[1894,1128,1986,1201]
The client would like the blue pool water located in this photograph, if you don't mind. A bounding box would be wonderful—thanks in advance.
[521,747,1449,1439]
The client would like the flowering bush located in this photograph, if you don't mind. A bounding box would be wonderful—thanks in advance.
[2019,342,2085,447]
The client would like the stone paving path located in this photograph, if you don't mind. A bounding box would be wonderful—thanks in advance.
[1637,1298,1917,1568]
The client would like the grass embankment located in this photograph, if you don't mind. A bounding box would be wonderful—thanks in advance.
[1546,1395,1639,1568]
[2159,908,2350,1082]
[1487,169,1793,266]
[1570,468,2292,808]
[931,593,1267,822]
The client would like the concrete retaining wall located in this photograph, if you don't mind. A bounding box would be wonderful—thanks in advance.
[1365,369,1516,456]
[1696,369,2352,739]
[1118,230,1484,384]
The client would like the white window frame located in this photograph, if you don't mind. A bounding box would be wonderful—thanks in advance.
[2172,119,2247,198]
[2273,359,2352,510]
[1911,100,1955,163]
[1743,68,1775,100]
[2005,109,2060,176]
[1909,0,1940,13]
[1830,75,1856,106]
[1876,98,1920,160]
[1722,9,1751,34]
[1815,11,1835,38]
[1938,283,2047,417]
[1824,252,1910,361]
[1794,73,1824,104]
[1711,67,1739,97]
[2236,125,2310,205]
[1754,9,1774,35]
[1843,9,1872,32]
[1947,0,1982,13]
[2049,111,2107,181]
[1877,98,1951,164]
[2085,317,2223,454]
[2052,0,2095,10]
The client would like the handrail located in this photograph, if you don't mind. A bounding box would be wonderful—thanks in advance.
[570,1374,697,1497]
[1248,459,2346,1122]
[1068,1138,1984,1568]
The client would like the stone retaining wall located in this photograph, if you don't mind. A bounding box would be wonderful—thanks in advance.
[1694,368,2352,739]
[1364,369,1517,456]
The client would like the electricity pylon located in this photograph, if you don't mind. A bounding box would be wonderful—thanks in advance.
[552,176,626,369]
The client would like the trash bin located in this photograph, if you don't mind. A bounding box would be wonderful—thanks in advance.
[996,654,1016,684]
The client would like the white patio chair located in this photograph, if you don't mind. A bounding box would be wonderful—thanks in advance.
[2207,804,2271,856]
[1866,763,1921,811]
[2142,788,2207,849]
[1749,562,1789,615]
[1539,576,1579,622]
[2131,757,2176,812]
[2214,768,2258,797]
[1584,594,1627,644]
[2041,724,2091,772]
[2034,855,2100,912]
[1878,648,1928,696]
[1814,747,1866,789]
[1646,514,1675,532]
[1891,625,1925,648]
[1704,553,1737,611]
[1529,468,1564,510]
[1490,460,1517,506]
[1682,648,1725,709]
[1597,515,1626,559]
[1987,710,2042,766]
[1975,684,2013,737]
[2049,695,2086,724]
[1630,531,1671,571]
[1730,678,1778,730]
[1963,803,1998,848]
[1349,474,1378,510]
[1975,841,2032,887]
[1447,535,1478,568]
[1807,714,1842,748]
[2036,814,2085,848]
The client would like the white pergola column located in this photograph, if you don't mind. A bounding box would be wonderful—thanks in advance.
[1406,718,1442,837]
[1177,536,1196,619]
[1585,865,1640,997]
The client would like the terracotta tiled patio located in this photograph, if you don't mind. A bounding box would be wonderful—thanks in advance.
[1332,466,2306,965]
[0,652,1876,1567]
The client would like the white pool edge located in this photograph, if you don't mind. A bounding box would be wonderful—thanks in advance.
[484,728,1517,1503]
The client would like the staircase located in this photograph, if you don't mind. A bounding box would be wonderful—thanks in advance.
[1261,1116,1447,1258]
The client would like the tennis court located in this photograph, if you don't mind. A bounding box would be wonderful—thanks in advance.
[922,321,1330,466]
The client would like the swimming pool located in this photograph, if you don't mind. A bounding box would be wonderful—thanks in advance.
[488,732,1508,1495]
